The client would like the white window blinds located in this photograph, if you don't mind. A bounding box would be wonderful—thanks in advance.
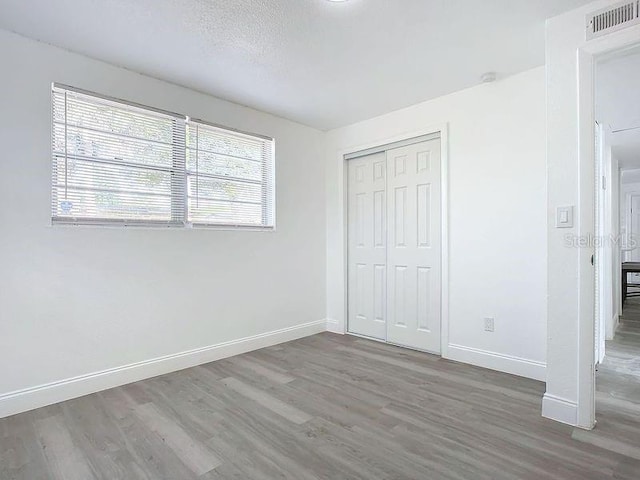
[51,84,275,229]
[52,85,186,226]
[186,120,275,228]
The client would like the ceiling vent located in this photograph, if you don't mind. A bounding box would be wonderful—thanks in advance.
[587,1,640,39]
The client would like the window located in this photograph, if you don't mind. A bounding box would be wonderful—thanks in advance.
[51,84,275,229]
[186,120,275,228]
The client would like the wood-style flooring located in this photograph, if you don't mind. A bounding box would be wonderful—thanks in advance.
[2,332,640,479]
[575,297,640,462]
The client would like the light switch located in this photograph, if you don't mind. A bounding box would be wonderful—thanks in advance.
[559,210,568,223]
[556,206,574,228]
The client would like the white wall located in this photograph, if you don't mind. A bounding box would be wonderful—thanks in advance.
[325,67,547,380]
[621,169,640,184]
[620,174,640,265]
[0,30,326,416]
[609,153,621,340]
[544,0,640,428]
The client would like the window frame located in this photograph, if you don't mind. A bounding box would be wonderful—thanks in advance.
[50,84,276,230]
[185,117,276,230]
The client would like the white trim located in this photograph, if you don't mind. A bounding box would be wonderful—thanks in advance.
[447,344,546,381]
[607,313,619,340]
[576,46,597,431]
[441,125,450,358]
[326,318,342,334]
[338,123,450,358]
[542,393,578,426]
[0,319,326,419]
[595,122,606,366]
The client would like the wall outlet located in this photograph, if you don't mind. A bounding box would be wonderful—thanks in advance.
[484,317,495,332]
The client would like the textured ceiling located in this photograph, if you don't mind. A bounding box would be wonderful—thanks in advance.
[0,0,594,130]
[597,48,640,170]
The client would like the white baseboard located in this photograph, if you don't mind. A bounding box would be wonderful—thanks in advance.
[326,318,343,334]
[606,312,619,340]
[0,319,327,419]
[542,393,578,426]
[446,344,546,381]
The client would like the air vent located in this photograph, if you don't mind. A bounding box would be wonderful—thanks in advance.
[586,1,640,40]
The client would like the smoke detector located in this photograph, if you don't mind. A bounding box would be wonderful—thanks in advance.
[480,72,497,84]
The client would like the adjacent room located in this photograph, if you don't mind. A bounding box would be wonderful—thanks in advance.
[1,0,640,478]
[590,45,640,457]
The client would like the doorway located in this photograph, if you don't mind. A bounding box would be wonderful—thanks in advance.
[590,45,640,450]
[346,136,442,354]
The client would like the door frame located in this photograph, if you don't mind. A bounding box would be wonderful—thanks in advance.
[577,32,640,429]
[340,123,449,357]
[594,121,605,366]
[626,192,640,262]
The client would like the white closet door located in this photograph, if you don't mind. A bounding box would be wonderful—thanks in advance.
[386,140,441,353]
[347,153,387,340]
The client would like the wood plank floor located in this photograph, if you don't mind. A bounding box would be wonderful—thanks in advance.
[2,333,640,479]
[576,297,640,461]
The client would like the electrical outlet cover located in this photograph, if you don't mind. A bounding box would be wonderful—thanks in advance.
[484,317,495,332]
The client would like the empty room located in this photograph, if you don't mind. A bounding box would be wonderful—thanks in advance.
[1,0,640,479]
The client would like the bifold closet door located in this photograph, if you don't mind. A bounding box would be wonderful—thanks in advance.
[386,139,442,353]
[347,152,387,340]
